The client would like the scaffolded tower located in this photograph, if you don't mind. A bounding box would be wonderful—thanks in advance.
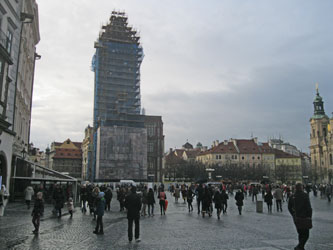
[92,12,147,181]
[92,11,143,127]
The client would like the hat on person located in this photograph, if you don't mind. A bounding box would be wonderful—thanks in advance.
[98,192,105,198]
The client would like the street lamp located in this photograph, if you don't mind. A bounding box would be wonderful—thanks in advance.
[21,148,26,160]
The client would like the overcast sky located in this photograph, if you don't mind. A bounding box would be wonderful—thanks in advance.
[30,0,333,153]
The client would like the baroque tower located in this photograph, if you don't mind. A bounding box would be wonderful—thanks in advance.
[309,84,333,183]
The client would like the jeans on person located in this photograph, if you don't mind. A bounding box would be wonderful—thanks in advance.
[148,204,154,215]
[128,217,140,241]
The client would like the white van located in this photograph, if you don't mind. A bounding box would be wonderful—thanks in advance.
[120,180,136,186]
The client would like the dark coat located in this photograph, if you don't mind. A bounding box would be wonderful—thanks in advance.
[235,191,244,206]
[147,191,155,205]
[288,190,312,218]
[53,188,65,209]
[105,188,113,201]
[96,197,106,216]
[221,191,229,204]
[125,192,142,219]
[213,192,223,209]
[264,192,273,205]
[32,199,44,216]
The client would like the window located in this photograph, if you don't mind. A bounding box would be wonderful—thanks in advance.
[242,156,244,160]
[252,156,255,160]
[6,30,13,54]
[235,155,237,159]
[0,59,4,98]
[257,156,260,160]
[148,142,154,152]
[330,154,333,165]
[147,124,155,137]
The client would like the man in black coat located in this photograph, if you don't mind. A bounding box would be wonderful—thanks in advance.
[288,183,312,250]
[125,186,142,243]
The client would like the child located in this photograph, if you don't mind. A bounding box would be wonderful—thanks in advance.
[67,197,74,218]
[31,192,44,234]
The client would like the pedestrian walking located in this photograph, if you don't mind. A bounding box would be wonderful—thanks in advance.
[202,186,212,218]
[213,189,223,220]
[31,192,44,234]
[288,183,312,250]
[325,184,331,202]
[141,186,148,216]
[174,185,180,203]
[105,186,113,211]
[125,186,142,242]
[235,189,244,215]
[147,188,155,216]
[53,184,65,218]
[264,189,273,213]
[67,197,74,218]
[80,184,88,213]
[274,186,284,212]
[221,189,229,214]
[158,187,167,215]
[0,184,10,216]
[93,192,106,235]
[187,187,194,212]
[252,185,258,202]
[196,184,204,214]
[24,186,35,209]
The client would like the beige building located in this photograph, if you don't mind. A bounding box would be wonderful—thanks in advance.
[274,149,302,184]
[81,125,93,181]
[309,86,333,183]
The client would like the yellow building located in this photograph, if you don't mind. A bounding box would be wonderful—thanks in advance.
[309,85,333,183]
[274,149,302,184]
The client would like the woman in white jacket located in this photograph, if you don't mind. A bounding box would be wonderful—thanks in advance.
[24,186,35,209]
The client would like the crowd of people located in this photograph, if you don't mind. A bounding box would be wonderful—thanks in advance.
[1,180,331,249]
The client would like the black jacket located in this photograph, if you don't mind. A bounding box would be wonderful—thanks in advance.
[235,191,244,206]
[32,199,44,216]
[147,191,155,205]
[288,191,312,218]
[125,192,142,219]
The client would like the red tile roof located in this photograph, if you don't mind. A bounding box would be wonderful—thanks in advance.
[236,139,261,154]
[259,142,275,154]
[274,149,300,159]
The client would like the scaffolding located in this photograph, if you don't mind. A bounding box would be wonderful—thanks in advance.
[92,12,146,181]
[92,11,144,128]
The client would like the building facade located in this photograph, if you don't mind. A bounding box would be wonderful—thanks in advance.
[12,0,40,160]
[92,12,148,181]
[49,139,82,180]
[309,86,333,183]
[145,115,164,182]
[81,125,94,181]
[0,0,39,189]
[274,149,302,184]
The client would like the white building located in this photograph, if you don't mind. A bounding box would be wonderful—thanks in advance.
[0,0,39,190]
[269,139,301,156]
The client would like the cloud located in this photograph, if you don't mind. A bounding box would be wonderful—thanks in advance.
[30,0,333,153]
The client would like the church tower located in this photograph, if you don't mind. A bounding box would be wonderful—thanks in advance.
[309,84,331,183]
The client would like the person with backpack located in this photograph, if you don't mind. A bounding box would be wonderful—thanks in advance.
[158,187,167,215]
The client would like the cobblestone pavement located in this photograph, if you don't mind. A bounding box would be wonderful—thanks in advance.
[0,192,332,250]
